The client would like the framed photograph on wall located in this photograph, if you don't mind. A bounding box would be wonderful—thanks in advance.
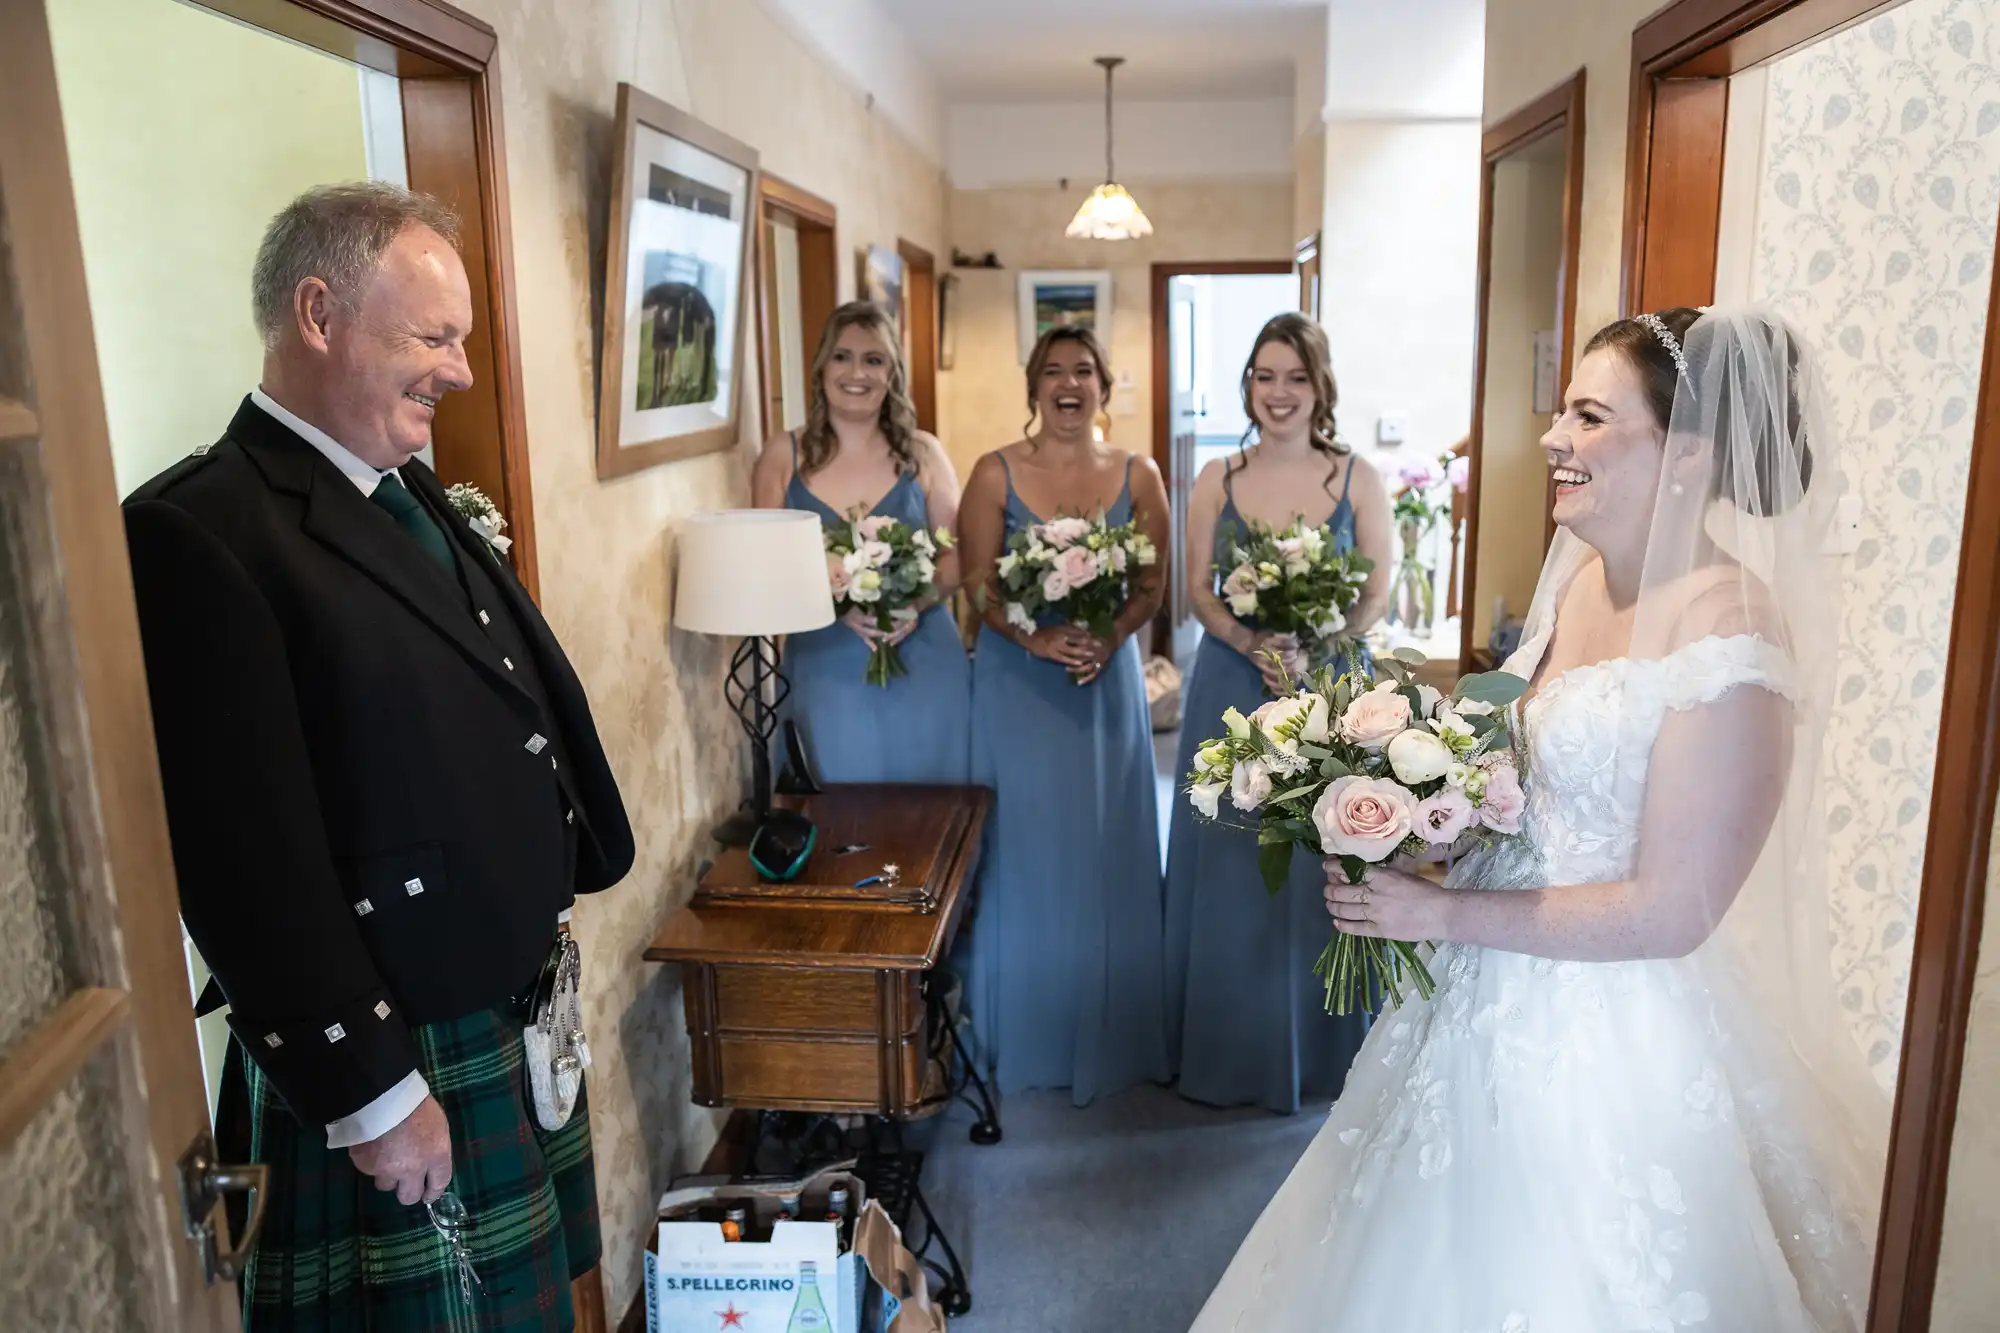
[1016,269,1112,363]
[859,245,905,339]
[596,83,759,479]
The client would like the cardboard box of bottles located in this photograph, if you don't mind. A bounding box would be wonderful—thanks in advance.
[645,1171,869,1333]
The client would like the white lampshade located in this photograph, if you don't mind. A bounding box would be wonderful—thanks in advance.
[672,510,835,637]
[1065,182,1154,241]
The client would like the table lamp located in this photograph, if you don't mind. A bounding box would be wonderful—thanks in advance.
[673,510,835,853]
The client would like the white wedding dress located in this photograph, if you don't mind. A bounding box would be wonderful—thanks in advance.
[1190,629,1867,1333]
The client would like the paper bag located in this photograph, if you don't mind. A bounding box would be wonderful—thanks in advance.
[852,1201,945,1333]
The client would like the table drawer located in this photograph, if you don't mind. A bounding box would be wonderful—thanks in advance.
[714,964,879,1033]
[709,965,922,1038]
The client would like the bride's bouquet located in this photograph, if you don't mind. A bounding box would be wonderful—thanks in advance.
[1216,516,1372,685]
[824,513,954,686]
[993,513,1158,680]
[1186,650,1528,1014]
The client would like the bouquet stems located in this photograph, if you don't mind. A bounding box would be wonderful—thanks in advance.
[864,641,908,688]
[1312,856,1438,1016]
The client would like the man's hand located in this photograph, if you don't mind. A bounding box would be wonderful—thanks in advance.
[348,1095,453,1205]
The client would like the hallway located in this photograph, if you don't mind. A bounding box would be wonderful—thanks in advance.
[916,1086,1321,1331]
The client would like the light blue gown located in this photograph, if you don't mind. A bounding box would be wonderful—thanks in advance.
[1163,461,1370,1113]
[963,455,1170,1105]
[780,443,972,784]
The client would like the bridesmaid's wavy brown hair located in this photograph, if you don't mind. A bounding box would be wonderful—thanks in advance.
[797,301,920,479]
[1022,325,1113,439]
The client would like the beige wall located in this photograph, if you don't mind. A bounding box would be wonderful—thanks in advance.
[46,0,372,497]
[1471,151,1563,648]
[937,181,1296,481]
[1484,0,1660,350]
[439,0,944,1313]
[1318,118,1482,466]
[1293,125,1326,246]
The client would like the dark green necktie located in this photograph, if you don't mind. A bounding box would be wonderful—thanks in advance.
[369,472,456,576]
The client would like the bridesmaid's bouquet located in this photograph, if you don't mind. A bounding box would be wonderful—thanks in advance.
[824,513,955,686]
[1185,650,1528,1014]
[1216,516,1372,684]
[993,513,1157,680]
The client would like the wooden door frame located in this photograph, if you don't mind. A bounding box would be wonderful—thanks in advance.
[898,238,938,433]
[1,2,237,1324]
[1148,259,1295,656]
[1296,230,1322,321]
[190,0,543,600]
[753,173,838,440]
[1459,70,1586,672]
[1623,2,1994,1328]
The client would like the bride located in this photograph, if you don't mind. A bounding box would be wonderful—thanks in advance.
[1191,307,1890,1333]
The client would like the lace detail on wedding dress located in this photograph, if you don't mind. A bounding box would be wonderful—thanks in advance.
[1192,635,1849,1333]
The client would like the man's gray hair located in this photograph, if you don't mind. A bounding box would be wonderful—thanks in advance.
[251,182,461,350]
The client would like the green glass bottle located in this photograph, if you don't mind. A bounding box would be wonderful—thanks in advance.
[785,1260,831,1333]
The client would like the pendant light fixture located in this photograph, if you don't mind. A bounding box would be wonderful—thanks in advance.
[1067,56,1154,241]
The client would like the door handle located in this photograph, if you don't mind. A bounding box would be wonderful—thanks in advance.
[177,1129,270,1283]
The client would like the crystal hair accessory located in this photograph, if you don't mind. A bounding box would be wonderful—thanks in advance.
[1636,312,1692,385]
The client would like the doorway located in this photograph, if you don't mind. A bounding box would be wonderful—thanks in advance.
[899,239,938,433]
[1461,70,1586,672]
[1149,262,1299,661]
[1625,1,2000,1326]
[755,174,837,437]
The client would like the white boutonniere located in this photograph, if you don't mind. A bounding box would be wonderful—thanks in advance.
[445,482,513,554]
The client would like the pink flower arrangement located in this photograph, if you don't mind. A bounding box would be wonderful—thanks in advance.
[1185,648,1529,1014]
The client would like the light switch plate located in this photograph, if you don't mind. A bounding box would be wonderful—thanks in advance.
[1377,413,1409,446]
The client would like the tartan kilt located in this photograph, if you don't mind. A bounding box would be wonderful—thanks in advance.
[235,1007,600,1333]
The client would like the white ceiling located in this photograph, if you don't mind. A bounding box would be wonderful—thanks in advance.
[872,0,1328,102]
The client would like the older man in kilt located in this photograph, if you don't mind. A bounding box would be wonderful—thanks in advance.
[125,182,634,1332]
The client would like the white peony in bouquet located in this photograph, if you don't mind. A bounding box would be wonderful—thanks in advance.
[1186,649,1528,1014]
[992,513,1157,682]
[1215,515,1372,687]
[823,512,954,686]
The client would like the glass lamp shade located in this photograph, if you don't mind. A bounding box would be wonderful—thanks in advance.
[1065,182,1155,241]
[672,509,835,637]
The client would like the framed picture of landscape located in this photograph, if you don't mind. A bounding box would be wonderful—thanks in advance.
[596,83,759,478]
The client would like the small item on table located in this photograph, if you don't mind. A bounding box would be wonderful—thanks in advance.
[721,1203,749,1243]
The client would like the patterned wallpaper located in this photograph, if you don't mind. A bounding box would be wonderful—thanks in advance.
[1741,0,2000,1085]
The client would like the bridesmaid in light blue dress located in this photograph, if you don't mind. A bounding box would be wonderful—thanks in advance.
[753,302,970,784]
[958,325,1171,1105]
[1164,313,1393,1113]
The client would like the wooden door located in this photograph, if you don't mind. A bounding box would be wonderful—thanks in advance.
[1167,276,1200,640]
[899,240,938,434]
[0,4,248,1326]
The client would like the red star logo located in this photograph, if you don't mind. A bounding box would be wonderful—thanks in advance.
[716,1303,747,1330]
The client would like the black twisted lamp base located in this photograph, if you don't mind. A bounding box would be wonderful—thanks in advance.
[713,634,790,846]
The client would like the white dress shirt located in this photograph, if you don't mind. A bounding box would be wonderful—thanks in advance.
[245,388,569,1149]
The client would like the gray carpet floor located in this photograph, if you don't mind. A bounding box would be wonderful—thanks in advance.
[893,702,1319,1331]
[909,1086,1323,1331]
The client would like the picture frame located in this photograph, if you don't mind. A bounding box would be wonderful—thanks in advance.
[596,83,760,479]
[859,244,905,340]
[1016,269,1112,363]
